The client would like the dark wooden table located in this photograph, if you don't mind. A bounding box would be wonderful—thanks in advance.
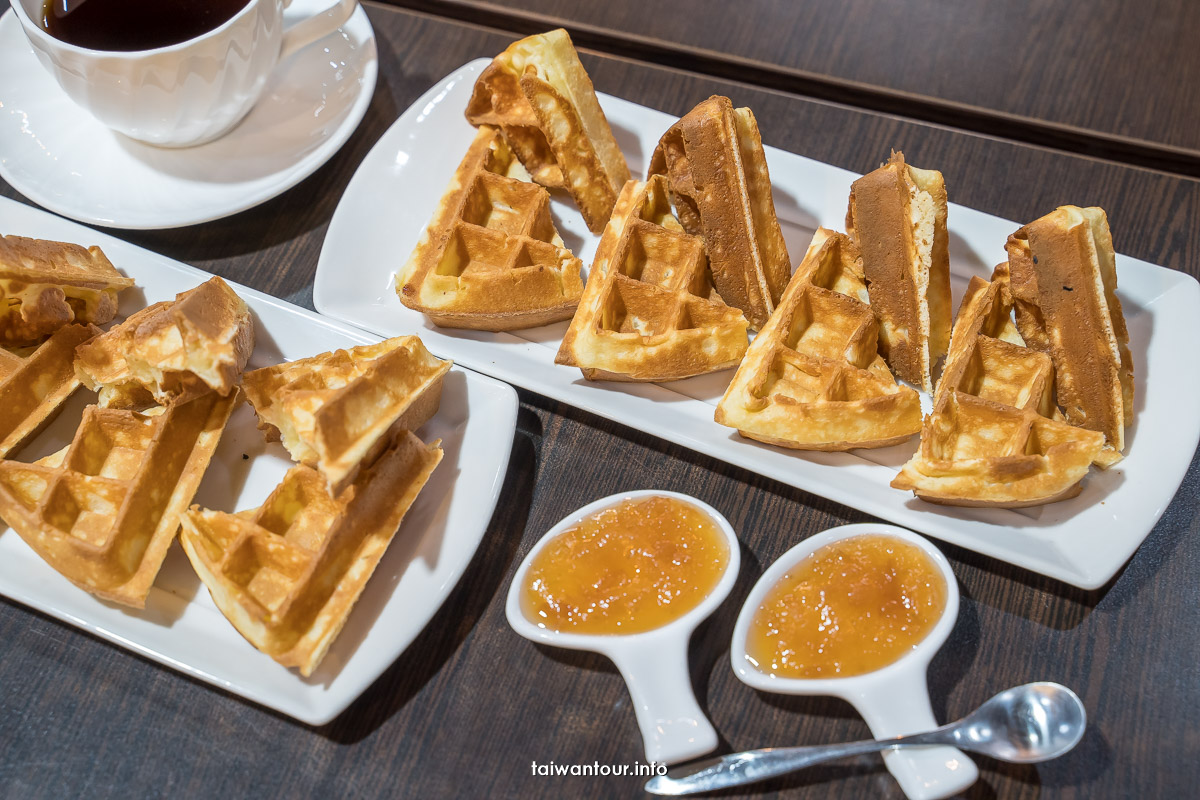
[2,3,1199,799]
[386,0,1200,176]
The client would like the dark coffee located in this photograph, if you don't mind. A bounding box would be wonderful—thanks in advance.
[40,0,252,51]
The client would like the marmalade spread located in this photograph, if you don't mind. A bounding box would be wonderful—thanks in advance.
[522,496,729,634]
[746,535,947,678]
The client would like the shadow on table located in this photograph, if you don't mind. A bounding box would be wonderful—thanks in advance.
[691,540,762,718]
[316,420,537,743]
[966,725,1112,799]
[1087,451,1200,611]
[928,583,982,721]
[943,449,1199,631]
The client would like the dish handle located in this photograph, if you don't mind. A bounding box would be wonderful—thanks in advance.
[608,635,718,766]
[844,674,979,800]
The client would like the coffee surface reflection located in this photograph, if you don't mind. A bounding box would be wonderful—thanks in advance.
[40,0,252,51]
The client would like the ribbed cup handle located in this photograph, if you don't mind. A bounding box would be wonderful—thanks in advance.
[280,0,358,60]
[608,635,718,766]
[845,674,979,800]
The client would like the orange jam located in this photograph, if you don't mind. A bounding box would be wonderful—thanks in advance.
[521,496,730,634]
[746,535,947,678]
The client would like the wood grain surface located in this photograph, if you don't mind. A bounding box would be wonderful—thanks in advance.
[2,4,1199,799]
[382,0,1200,174]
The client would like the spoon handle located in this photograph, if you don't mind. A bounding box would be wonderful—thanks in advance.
[644,729,955,796]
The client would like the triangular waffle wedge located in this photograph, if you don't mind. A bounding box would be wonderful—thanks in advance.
[465,29,630,233]
[75,276,254,408]
[397,126,585,331]
[466,46,562,191]
[0,323,99,458]
[846,151,952,392]
[179,431,442,676]
[892,271,1106,506]
[556,175,749,381]
[715,228,921,449]
[242,336,451,494]
[0,391,238,606]
[648,96,791,331]
[0,235,134,346]
[1005,206,1133,466]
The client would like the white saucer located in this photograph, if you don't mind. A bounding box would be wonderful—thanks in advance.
[0,2,377,229]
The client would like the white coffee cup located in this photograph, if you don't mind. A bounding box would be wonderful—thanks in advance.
[9,0,358,147]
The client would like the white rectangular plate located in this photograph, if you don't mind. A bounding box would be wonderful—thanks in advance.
[313,59,1200,589]
[0,195,518,724]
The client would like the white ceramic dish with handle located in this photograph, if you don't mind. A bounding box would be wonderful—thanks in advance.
[506,490,741,765]
[730,523,978,800]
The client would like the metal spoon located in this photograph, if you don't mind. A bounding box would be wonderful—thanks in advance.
[645,682,1086,796]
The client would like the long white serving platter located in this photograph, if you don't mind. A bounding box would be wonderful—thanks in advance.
[0,196,518,724]
[313,59,1200,589]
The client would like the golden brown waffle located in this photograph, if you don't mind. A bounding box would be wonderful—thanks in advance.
[556,176,749,381]
[892,270,1106,506]
[75,276,254,408]
[0,235,134,345]
[242,336,451,494]
[179,431,442,676]
[716,228,921,449]
[0,391,238,607]
[397,126,585,331]
[0,323,99,458]
[648,96,791,331]
[465,28,630,232]
[846,151,952,392]
[1006,206,1133,466]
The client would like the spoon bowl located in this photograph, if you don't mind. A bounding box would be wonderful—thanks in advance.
[953,682,1086,763]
